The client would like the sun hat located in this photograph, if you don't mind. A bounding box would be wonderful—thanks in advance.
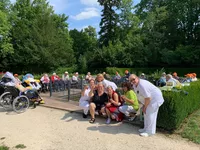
[65,71,68,74]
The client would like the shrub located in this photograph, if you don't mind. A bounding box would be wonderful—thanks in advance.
[157,80,200,130]
[55,66,77,75]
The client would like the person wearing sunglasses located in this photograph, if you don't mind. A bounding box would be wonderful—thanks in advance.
[129,74,164,137]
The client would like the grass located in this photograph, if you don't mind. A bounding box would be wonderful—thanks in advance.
[15,144,26,149]
[0,145,9,150]
[177,109,200,144]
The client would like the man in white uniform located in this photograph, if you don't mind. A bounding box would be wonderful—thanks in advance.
[79,79,95,118]
[129,74,164,137]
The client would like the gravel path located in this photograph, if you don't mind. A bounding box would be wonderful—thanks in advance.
[0,106,199,150]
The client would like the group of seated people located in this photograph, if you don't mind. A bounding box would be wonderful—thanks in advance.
[0,72,44,105]
[40,71,81,92]
[79,73,139,124]
[157,72,198,87]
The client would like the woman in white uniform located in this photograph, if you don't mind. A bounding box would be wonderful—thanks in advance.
[129,74,164,137]
[79,79,95,118]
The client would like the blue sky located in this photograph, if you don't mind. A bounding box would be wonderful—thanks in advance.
[11,0,140,32]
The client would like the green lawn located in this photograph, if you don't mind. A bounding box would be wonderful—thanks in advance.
[177,109,200,144]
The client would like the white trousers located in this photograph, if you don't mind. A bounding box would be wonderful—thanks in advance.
[119,105,136,116]
[144,104,159,135]
[79,101,89,115]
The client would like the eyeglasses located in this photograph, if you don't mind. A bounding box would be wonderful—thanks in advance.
[130,78,136,82]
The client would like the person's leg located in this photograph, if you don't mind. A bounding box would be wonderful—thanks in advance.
[119,105,136,116]
[79,101,89,115]
[105,108,111,124]
[145,106,159,135]
[89,103,96,123]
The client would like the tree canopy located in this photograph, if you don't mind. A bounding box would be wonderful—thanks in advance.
[0,0,199,74]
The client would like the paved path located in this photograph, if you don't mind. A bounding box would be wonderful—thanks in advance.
[0,106,200,150]
[40,92,82,113]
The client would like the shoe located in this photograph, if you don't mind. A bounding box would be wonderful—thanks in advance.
[89,118,95,123]
[82,113,87,118]
[106,118,111,124]
[40,100,45,104]
[140,132,152,137]
[128,116,136,121]
[138,128,146,133]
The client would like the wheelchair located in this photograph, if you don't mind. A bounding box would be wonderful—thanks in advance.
[0,84,42,113]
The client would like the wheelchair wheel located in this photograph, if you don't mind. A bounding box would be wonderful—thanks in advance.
[0,92,13,110]
[12,95,29,113]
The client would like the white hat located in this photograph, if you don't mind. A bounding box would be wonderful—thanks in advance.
[141,73,145,76]
[53,73,56,75]
[65,71,68,74]
[75,72,78,74]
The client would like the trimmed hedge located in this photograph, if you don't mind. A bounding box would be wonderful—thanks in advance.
[105,67,200,77]
[157,80,200,131]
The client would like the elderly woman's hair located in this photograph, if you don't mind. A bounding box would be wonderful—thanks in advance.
[89,78,95,83]
[166,74,172,78]
[97,73,104,78]
[121,82,132,91]
[107,85,113,89]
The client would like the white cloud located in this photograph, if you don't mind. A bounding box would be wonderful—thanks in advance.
[48,0,69,14]
[80,0,98,6]
[71,7,100,20]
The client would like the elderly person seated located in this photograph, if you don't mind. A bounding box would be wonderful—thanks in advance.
[172,72,179,80]
[14,74,22,84]
[166,74,181,87]
[119,82,139,121]
[51,73,62,92]
[140,73,147,80]
[40,73,50,92]
[96,73,117,91]
[157,72,166,87]
[113,72,121,83]
[88,82,108,123]
[72,72,79,82]
[62,71,69,88]
[79,79,96,118]
[105,86,123,124]
[85,72,92,82]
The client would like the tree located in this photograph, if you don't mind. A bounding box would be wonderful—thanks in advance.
[69,26,97,61]
[9,0,74,73]
[0,0,13,70]
[98,0,121,47]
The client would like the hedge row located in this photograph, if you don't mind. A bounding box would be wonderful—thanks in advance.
[157,80,200,131]
[105,67,200,77]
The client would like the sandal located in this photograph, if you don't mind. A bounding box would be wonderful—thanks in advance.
[89,118,95,123]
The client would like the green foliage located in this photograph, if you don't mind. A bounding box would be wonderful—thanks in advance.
[55,66,77,75]
[15,144,26,149]
[157,80,200,130]
[0,0,13,70]
[78,55,87,74]
[149,68,165,79]
[5,0,74,73]
[0,145,9,150]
